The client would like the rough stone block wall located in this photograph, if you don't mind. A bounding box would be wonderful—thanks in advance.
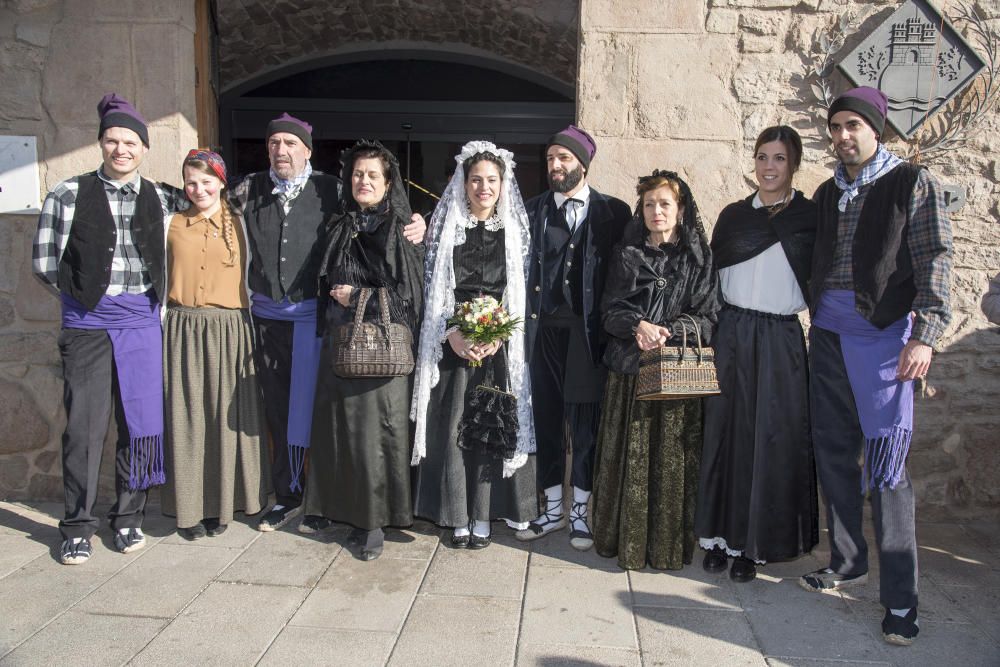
[580,0,1000,519]
[0,0,199,502]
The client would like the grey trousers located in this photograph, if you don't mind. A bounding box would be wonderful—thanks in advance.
[809,325,918,609]
[59,328,146,541]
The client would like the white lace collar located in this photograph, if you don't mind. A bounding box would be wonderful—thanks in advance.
[462,206,504,231]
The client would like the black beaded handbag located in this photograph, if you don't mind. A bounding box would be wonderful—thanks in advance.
[457,349,518,460]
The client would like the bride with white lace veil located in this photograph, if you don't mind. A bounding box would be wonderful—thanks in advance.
[410,140,538,549]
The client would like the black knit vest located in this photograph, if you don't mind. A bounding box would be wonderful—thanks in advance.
[57,172,165,310]
[811,162,923,329]
[243,172,340,302]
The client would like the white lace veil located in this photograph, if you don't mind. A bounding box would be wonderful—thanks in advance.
[409,140,535,477]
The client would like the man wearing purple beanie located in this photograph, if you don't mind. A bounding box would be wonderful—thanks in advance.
[800,86,952,645]
[514,125,631,550]
[231,114,425,533]
[33,93,187,564]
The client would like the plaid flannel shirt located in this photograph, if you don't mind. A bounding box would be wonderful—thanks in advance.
[32,168,186,295]
[823,168,953,346]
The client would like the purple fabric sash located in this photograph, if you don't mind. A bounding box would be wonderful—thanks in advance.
[813,290,913,492]
[61,292,165,490]
[250,293,321,493]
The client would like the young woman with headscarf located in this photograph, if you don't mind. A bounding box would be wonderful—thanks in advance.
[410,141,537,549]
[591,170,720,571]
[161,149,270,540]
[303,140,425,561]
[695,126,819,583]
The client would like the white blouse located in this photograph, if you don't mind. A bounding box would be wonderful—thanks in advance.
[717,191,807,315]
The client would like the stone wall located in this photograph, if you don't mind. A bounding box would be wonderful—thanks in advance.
[579,0,1000,519]
[216,0,579,92]
[0,0,199,501]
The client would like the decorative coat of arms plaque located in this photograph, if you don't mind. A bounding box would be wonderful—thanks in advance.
[836,0,985,138]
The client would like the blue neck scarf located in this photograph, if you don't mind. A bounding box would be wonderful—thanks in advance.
[833,144,903,212]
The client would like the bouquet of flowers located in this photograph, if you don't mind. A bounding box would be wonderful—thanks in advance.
[447,295,522,367]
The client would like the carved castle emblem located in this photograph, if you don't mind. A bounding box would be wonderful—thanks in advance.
[836,1,985,139]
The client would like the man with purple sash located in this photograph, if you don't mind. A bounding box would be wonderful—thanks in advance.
[33,94,185,565]
[231,114,425,533]
[799,87,953,646]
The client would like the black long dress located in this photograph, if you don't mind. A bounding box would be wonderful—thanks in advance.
[694,192,819,562]
[412,220,538,527]
[304,187,425,531]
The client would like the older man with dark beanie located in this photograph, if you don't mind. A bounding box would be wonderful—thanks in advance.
[33,93,187,565]
[515,125,631,550]
[231,113,425,533]
[800,86,952,646]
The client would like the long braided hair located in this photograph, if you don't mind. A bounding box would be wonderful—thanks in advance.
[182,150,237,266]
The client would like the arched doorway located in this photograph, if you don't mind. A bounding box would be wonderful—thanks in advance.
[219,49,575,212]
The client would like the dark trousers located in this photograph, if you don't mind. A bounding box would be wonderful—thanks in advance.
[810,325,918,609]
[531,322,605,492]
[254,317,303,507]
[59,328,146,540]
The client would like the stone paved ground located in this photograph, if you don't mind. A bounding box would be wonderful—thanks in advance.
[0,500,997,666]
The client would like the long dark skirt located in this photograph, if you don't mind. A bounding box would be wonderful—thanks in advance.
[592,371,702,570]
[304,338,414,530]
[695,305,818,562]
[412,347,538,528]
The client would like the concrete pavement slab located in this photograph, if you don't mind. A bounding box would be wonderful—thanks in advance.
[517,642,642,666]
[935,583,1000,644]
[764,659,891,667]
[131,581,309,665]
[0,533,47,580]
[217,528,341,588]
[258,626,397,667]
[377,525,440,561]
[388,594,520,666]
[0,610,164,666]
[734,578,889,662]
[291,553,427,632]
[629,564,742,611]
[75,542,241,618]
[961,521,1000,557]
[528,534,622,570]
[420,533,528,600]
[0,538,147,655]
[840,574,972,625]
[634,607,767,666]
[879,620,1000,667]
[521,565,636,649]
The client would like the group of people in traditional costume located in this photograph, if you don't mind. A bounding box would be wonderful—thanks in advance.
[34,84,954,647]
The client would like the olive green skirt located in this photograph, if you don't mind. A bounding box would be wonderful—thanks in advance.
[592,371,702,570]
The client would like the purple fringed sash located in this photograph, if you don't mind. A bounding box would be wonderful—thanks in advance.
[61,292,165,490]
[250,294,321,493]
[813,290,913,492]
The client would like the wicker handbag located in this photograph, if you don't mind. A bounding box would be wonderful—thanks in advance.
[635,314,720,400]
[332,287,415,378]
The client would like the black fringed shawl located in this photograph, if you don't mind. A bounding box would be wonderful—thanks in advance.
[710,191,817,303]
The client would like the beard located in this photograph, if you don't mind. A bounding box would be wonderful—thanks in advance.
[548,164,584,193]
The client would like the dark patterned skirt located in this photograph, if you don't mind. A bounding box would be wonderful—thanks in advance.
[694,305,818,561]
[592,371,702,570]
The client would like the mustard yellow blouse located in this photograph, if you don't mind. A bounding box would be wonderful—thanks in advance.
[167,207,249,308]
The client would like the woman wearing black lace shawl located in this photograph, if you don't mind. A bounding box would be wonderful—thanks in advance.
[591,170,720,571]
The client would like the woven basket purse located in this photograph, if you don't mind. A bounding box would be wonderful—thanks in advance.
[332,287,415,378]
[635,313,720,400]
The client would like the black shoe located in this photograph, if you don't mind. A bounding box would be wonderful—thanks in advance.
[468,533,491,549]
[347,527,365,546]
[882,607,919,646]
[60,537,92,565]
[298,516,334,535]
[258,504,302,532]
[702,546,728,573]
[730,556,757,583]
[357,528,384,561]
[450,531,470,548]
[799,567,868,592]
[113,528,146,554]
[178,524,207,541]
[202,518,227,537]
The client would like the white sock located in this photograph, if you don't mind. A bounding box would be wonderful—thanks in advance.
[453,525,470,538]
[890,607,917,623]
[542,484,563,518]
[472,520,490,537]
[571,487,591,531]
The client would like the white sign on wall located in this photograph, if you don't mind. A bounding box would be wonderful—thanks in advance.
[0,136,42,214]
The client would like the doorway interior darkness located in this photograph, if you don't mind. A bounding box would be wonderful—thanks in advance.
[220,53,575,214]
